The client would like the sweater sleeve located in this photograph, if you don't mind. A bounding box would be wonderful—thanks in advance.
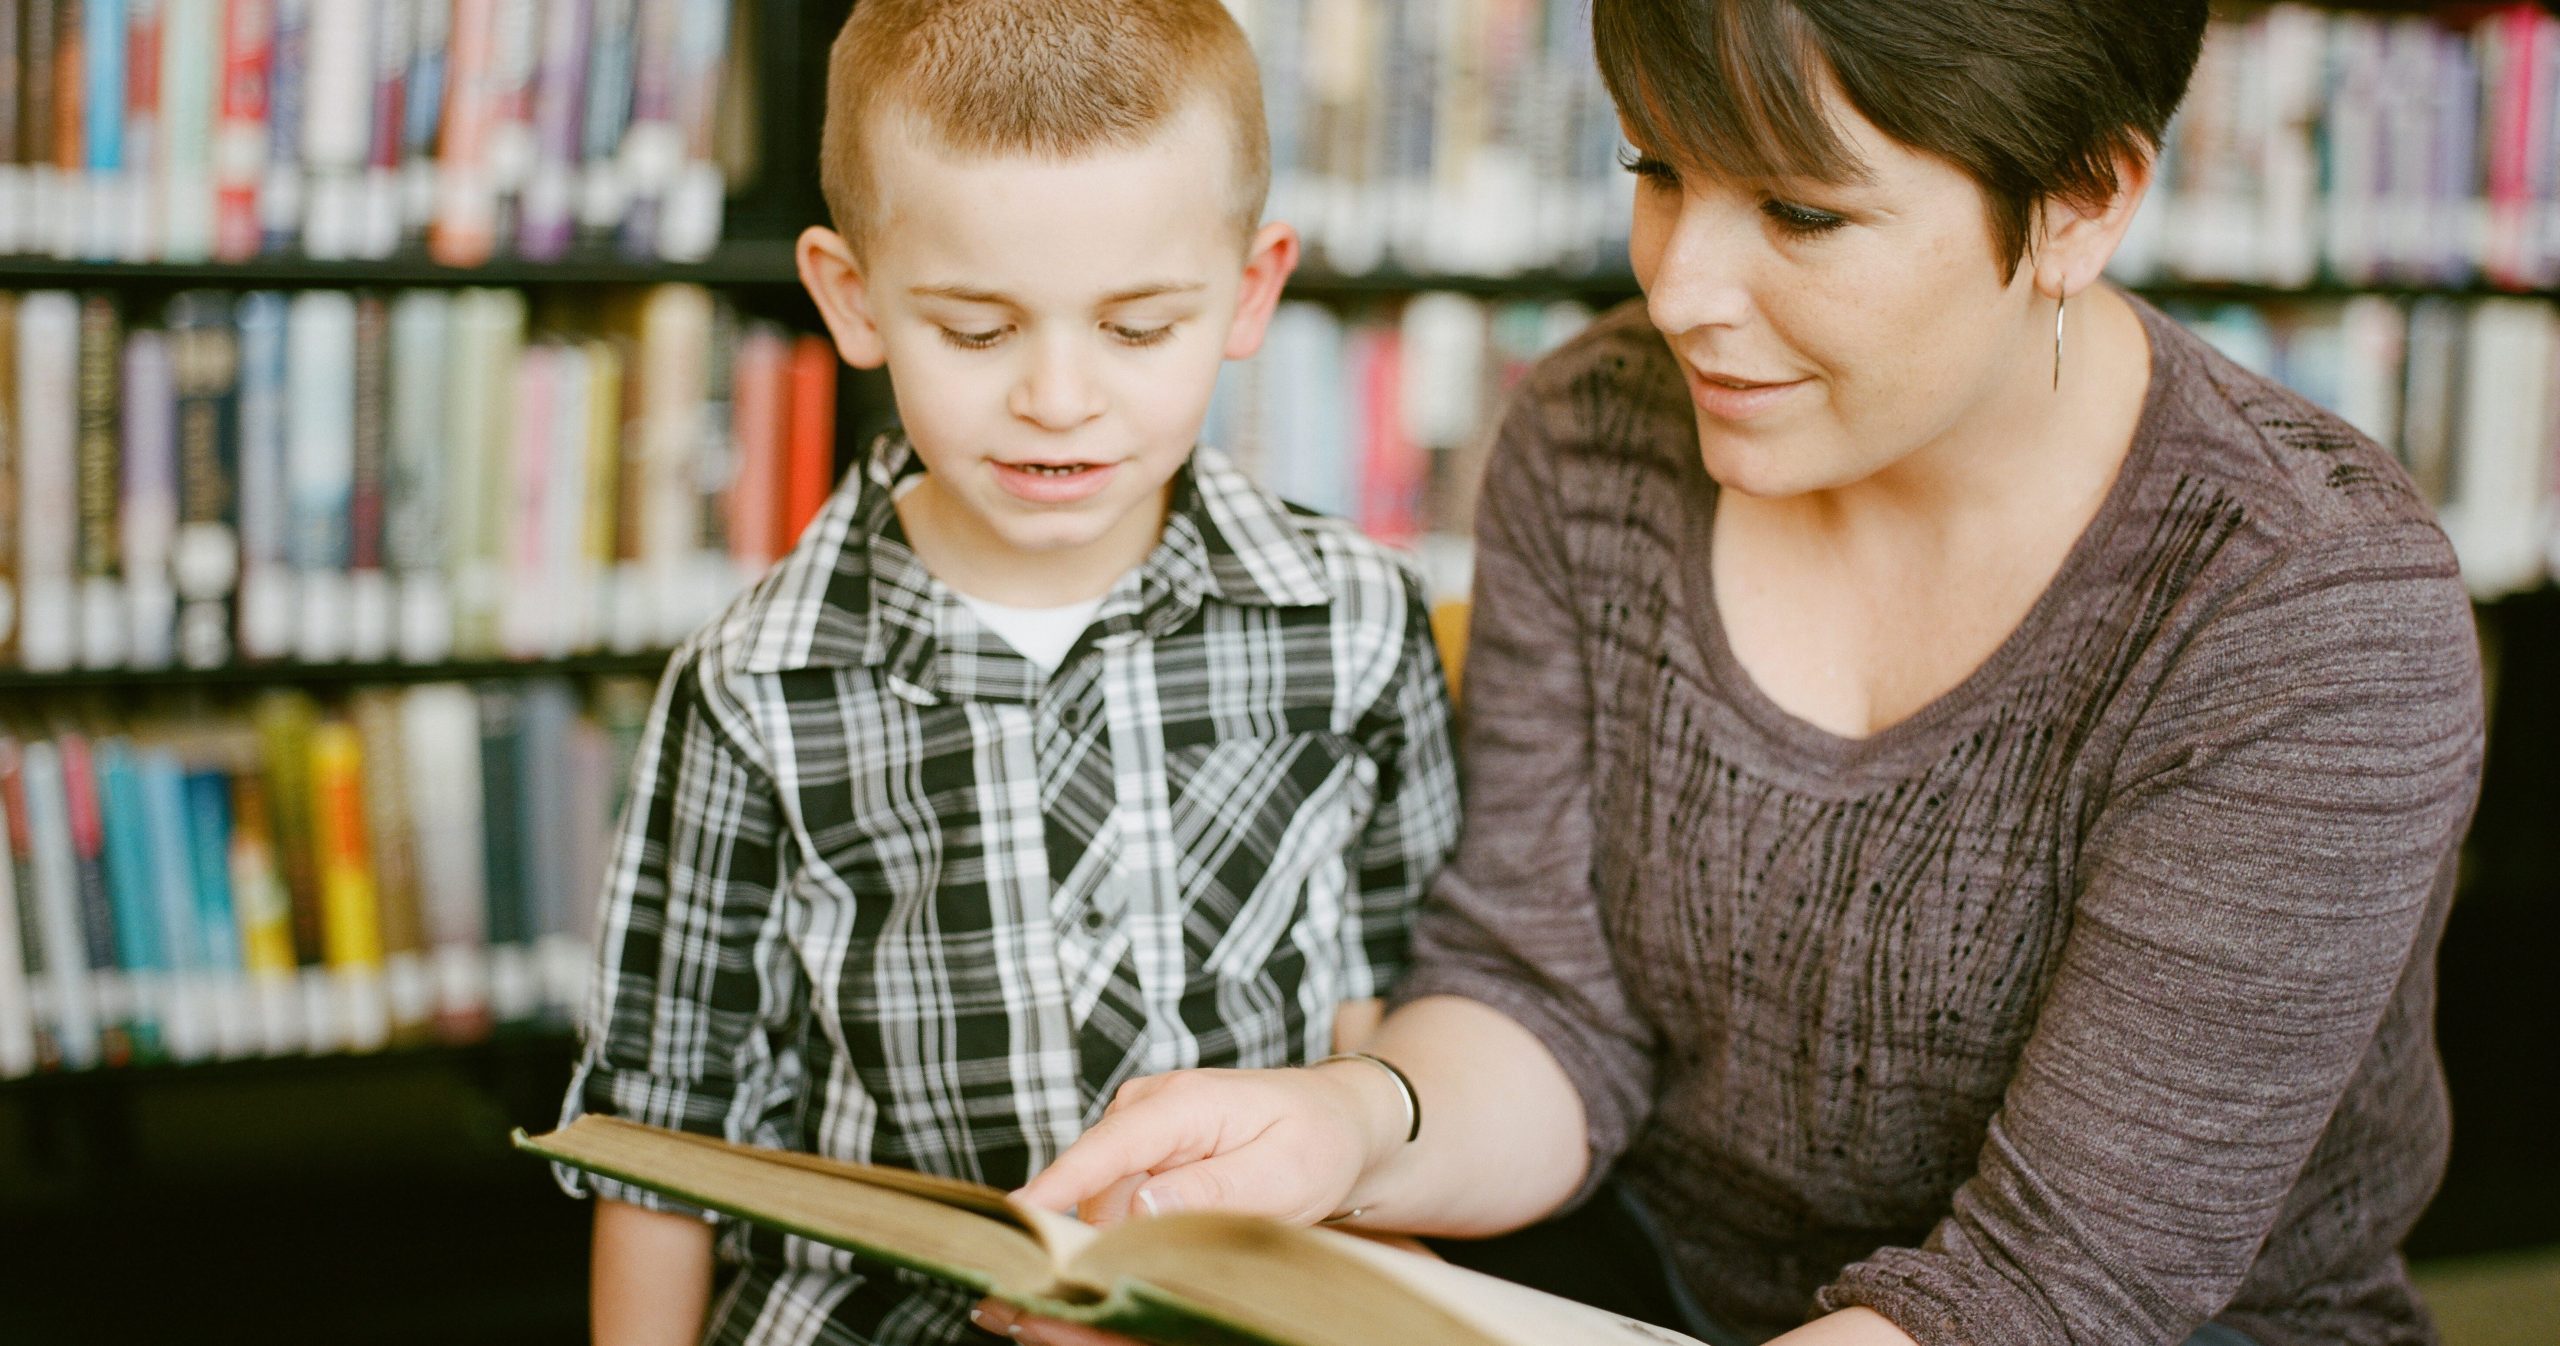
[1818,527,2483,1344]
[1389,373,1662,1209]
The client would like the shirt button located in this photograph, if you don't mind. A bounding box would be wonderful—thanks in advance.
[1057,702,1090,733]
[1080,908,1108,932]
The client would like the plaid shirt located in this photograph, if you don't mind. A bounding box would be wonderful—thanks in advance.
[559,435,1461,1346]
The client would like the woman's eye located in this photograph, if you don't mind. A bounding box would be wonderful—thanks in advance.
[938,326,1007,350]
[1616,147,1679,188]
[1108,323,1175,347]
[1762,198,1848,237]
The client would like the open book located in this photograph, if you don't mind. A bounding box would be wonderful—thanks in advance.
[519,1116,1707,1346]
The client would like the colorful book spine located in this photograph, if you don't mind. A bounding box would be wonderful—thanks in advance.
[51,0,86,261]
[21,0,58,258]
[577,0,638,242]
[62,736,135,1065]
[0,738,34,1078]
[400,0,451,241]
[80,0,126,262]
[251,691,328,1049]
[258,0,306,255]
[118,0,160,262]
[75,293,125,670]
[227,769,302,1055]
[0,741,50,1074]
[386,290,453,663]
[780,334,836,553]
[0,292,15,665]
[476,687,534,1024]
[359,0,413,259]
[233,290,292,661]
[309,720,387,1051]
[429,0,499,267]
[211,0,272,262]
[347,292,394,662]
[653,0,730,262]
[0,0,22,258]
[518,0,590,261]
[350,691,429,1041]
[168,290,241,669]
[138,748,213,1062]
[182,766,254,1058]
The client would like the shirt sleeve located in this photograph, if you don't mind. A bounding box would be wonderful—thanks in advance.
[1387,379,1662,1209]
[1336,565,1463,1001]
[554,649,811,1213]
[1818,531,2483,1344]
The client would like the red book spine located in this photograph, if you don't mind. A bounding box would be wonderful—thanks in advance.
[213,0,271,261]
[779,337,837,547]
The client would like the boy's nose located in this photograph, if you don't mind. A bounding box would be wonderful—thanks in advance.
[1010,341,1108,431]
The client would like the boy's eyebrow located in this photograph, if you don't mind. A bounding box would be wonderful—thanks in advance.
[908,282,1207,306]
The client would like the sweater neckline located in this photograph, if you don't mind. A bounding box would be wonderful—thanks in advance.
[1676,292,2187,777]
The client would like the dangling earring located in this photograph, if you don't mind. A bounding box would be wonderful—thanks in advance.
[2052,292,2068,391]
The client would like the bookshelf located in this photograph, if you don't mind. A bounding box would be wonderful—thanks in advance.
[0,1,2555,1343]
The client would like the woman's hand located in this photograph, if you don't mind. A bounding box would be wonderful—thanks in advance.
[1016,1061,1406,1226]
[969,1301,1142,1345]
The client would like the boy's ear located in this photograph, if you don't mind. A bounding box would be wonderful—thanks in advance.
[1221,221,1301,361]
[797,225,889,369]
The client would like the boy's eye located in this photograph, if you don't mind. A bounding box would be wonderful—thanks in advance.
[1762,198,1848,237]
[1107,323,1175,347]
[1617,147,1678,189]
[938,325,1008,350]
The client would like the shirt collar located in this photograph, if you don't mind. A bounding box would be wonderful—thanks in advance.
[728,433,1331,695]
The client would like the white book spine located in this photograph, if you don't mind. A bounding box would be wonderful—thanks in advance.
[158,0,221,261]
[16,294,80,673]
[285,291,357,663]
[402,685,490,1028]
[20,746,98,1071]
[298,0,371,259]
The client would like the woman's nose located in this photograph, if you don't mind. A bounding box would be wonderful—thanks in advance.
[1642,198,1755,338]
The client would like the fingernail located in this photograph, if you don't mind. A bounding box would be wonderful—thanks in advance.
[1137,1186,1181,1216]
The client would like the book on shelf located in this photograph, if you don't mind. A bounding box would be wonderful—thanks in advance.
[0,675,650,1077]
[2113,2,2560,293]
[521,1114,1710,1346]
[2,282,830,675]
[1,0,742,265]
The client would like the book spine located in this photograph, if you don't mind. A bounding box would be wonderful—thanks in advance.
[283,289,354,664]
[154,0,216,262]
[81,0,124,262]
[386,290,452,663]
[232,290,290,660]
[430,0,497,268]
[517,0,589,261]
[211,0,269,262]
[139,750,210,1061]
[518,680,581,1020]
[726,323,787,573]
[780,333,836,553]
[579,338,625,656]
[258,0,304,255]
[21,0,58,260]
[75,293,124,670]
[347,292,392,662]
[542,344,594,657]
[51,0,84,262]
[294,0,364,259]
[168,290,240,669]
[15,292,78,672]
[654,0,728,262]
[308,720,387,1051]
[0,740,34,1077]
[182,766,255,1059]
[226,768,302,1054]
[62,736,135,1065]
[447,287,524,658]
[399,0,448,242]
[614,0,678,259]
[118,325,178,670]
[0,293,15,665]
[499,341,555,660]
[119,0,160,262]
[250,690,329,1048]
[19,743,101,1069]
[0,742,52,1073]
[477,687,534,1024]
[481,0,539,252]
[577,0,637,241]
[0,0,22,258]
[357,0,410,259]
[399,682,489,1042]
[349,691,429,1040]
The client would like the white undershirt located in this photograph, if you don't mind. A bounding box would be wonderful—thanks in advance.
[956,591,1105,673]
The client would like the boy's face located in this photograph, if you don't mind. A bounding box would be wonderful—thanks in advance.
[799,100,1297,606]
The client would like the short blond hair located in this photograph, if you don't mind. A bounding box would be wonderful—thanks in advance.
[819,0,1271,253]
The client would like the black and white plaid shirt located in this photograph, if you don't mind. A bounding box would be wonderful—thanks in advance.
[559,434,1461,1345]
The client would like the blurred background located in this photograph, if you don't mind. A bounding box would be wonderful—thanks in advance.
[0,1,2553,1341]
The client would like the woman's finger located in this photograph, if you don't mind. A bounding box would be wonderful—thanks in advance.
[1015,1090,1212,1212]
[970,1301,1148,1345]
[1080,1170,1152,1227]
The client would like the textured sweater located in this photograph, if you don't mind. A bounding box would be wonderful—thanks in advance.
[1394,296,2484,1346]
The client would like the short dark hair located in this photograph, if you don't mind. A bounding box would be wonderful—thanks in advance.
[1592,0,2208,275]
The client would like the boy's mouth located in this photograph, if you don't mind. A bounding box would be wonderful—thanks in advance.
[992,459,1120,506]
[1015,463,1096,476]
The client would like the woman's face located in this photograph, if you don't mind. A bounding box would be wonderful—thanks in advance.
[1626,91,2047,500]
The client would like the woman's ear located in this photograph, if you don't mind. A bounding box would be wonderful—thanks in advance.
[1222,221,1303,361]
[2035,146,2158,300]
[797,225,890,369]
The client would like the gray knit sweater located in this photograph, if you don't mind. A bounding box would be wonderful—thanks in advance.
[1394,296,2484,1346]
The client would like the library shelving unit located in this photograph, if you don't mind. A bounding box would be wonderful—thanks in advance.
[6,2,2560,1344]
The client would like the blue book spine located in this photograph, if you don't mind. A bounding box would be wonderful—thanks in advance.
[263,0,309,254]
[184,770,241,978]
[97,741,164,1059]
[234,291,292,661]
[141,751,206,1058]
[84,0,126,173]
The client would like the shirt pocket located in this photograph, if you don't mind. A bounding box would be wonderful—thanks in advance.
[1160,730,1370,981]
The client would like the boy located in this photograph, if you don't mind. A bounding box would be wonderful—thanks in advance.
[555,3,1460,1344]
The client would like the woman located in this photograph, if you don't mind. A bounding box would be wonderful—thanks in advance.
[991,1,2484,1343]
